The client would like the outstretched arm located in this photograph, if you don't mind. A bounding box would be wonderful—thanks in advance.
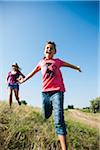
[19,65,41,83]
[62,61,82,72]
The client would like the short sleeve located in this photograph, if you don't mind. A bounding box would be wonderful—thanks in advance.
[35,60,42,70]
[57,58,65,68]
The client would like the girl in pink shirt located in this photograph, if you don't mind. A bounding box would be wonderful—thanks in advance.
[7,63,25,108]
[19,41,81,150]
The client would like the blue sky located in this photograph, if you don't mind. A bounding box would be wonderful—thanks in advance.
[0,1,99,108]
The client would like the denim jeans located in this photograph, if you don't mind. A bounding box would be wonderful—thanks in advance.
[42,91,67,135]
[8,83,19,90]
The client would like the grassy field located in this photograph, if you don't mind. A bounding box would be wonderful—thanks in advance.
[0,102,99,150]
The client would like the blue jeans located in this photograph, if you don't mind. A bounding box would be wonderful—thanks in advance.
[42,91,67,135]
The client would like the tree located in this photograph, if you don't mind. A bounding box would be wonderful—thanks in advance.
[90,97,100,113]
[68,105,74,109]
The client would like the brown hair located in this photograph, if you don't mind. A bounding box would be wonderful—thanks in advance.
[43,41,57,59]
[12,62,21,71]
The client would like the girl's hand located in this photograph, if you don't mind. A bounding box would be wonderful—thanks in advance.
[77,66,82,72]
[17,78,24,84]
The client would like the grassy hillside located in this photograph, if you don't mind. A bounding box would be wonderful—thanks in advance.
[0,102,99,150]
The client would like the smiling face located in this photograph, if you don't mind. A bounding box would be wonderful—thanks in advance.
[44,43,56,59]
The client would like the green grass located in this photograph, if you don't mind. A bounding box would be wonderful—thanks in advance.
[0,102,99,150]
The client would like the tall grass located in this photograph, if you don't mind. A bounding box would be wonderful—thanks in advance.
[0,102,99,150]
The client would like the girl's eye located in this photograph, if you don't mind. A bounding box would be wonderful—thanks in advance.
[48,47,52,50]
[47,47,50,49]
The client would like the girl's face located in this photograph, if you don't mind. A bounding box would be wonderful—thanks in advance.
[44,44,56,59]
[12,66,17,71]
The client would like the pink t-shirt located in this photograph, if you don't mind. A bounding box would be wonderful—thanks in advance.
[7,71,25,85]
[37,58,66,92]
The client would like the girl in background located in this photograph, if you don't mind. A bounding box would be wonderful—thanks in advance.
[6,63,25,108]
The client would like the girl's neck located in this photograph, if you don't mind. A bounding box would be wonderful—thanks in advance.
[45,57,54,60]
[11,70,18,74]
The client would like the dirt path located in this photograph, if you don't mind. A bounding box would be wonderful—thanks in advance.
[67,109,100,129]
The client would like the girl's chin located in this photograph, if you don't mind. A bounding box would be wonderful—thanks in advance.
[45,56,53,59]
